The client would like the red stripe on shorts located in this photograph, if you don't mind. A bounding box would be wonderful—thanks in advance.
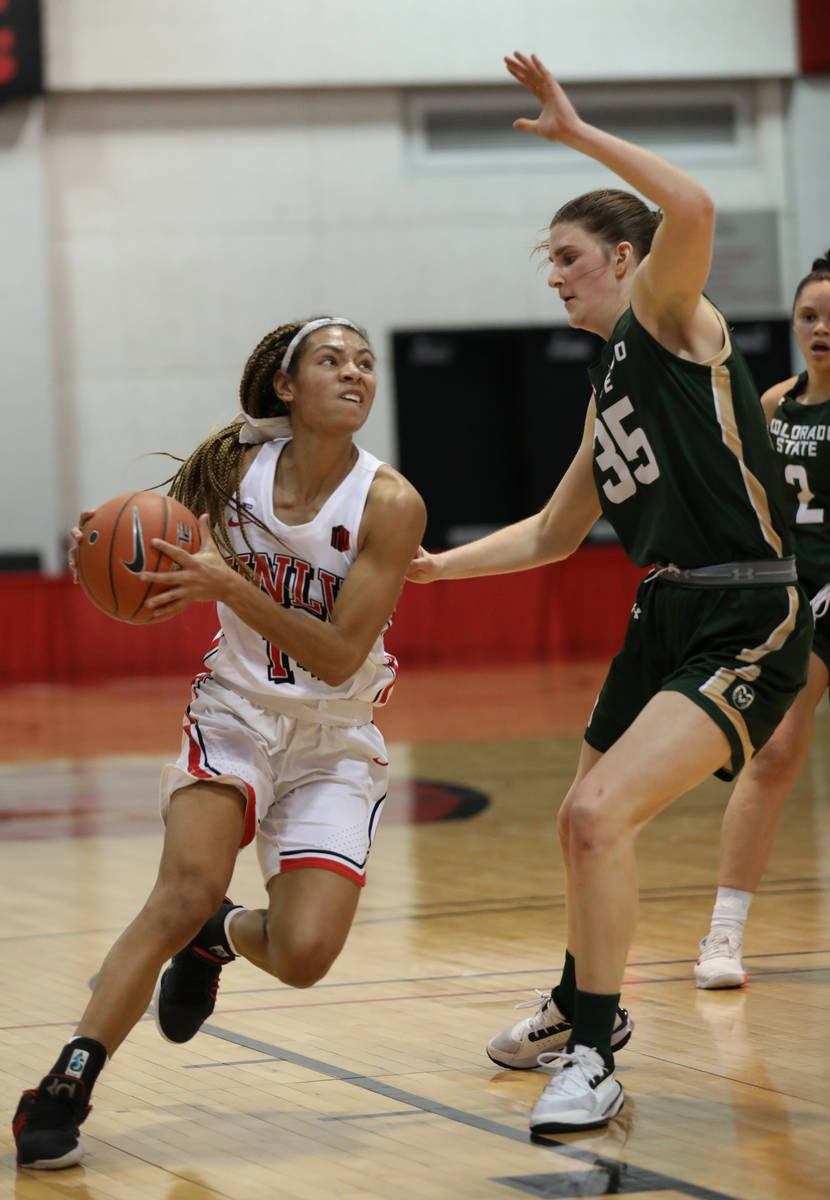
[281,855,366,887]
[239,781,257,849]
[182,708,256,851]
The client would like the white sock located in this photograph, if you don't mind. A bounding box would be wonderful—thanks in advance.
[709,887,752,940]
[224,905,245,957]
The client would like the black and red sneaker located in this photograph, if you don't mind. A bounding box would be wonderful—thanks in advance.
[14,1075,91,1169]
[152,898,242,1044]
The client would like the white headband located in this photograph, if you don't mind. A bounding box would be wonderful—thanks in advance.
[279,317,363,373]
[237,318,364,444]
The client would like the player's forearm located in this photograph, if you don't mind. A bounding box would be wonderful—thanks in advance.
[219,571,369,686]
[564,121,712,219]
[426,513,564,581]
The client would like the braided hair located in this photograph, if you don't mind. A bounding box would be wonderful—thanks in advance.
[793,250,830,312]
[165,320,304,574]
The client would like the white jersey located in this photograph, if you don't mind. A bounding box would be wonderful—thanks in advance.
[203,438,398,725]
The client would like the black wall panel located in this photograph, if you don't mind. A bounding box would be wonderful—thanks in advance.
[393,319,792,551]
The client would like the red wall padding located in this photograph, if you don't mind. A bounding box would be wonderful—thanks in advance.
[798,0,830,73]
[1,545,645,685]
[389,545,644,666]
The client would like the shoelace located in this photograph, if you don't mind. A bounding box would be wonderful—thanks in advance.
[699,931,740,960]
[169,953,222,1004]
[513,988,557,1030]
[536,1046,606,1092]
[20,1088,90,1133]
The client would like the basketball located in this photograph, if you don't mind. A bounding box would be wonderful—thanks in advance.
[76,491,201,624]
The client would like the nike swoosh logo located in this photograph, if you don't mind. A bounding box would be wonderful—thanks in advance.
[372,756,389,766]
[121,506,146,573]
[227,518,253,527]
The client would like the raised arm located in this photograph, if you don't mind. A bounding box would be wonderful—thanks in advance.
[506,52,719,351]
[407,398,601,582]
[143,466,426,686]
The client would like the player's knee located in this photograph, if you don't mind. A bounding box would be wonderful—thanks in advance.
[556,798,573,852]
[565,784,625,856]
[750,724,811,788]
[270,929,341,988]
[275,947,335,989]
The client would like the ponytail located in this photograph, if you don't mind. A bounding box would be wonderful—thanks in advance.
[793,249,830,311]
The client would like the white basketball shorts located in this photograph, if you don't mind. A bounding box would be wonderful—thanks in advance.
[159,675,389,887]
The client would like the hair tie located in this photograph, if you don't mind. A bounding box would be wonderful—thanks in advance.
[237,413,293,445]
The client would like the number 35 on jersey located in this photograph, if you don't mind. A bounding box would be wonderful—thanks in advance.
[594,396,661,504]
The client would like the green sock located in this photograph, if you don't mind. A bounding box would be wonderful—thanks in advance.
[552,949,576,1019]
[570,988,620,1068]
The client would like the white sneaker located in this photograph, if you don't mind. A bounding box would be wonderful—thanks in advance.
[530,1045,624,1133]
[486,989,634,1069]
[694,931,747,990]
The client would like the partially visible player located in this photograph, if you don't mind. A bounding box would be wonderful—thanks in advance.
[407,53,812,1134]
[13,316,426,1169]
[695,253,830,987]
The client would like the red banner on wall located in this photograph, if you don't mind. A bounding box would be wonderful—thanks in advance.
[0,0,42,98]
[798,0,830,73]
[0,545,646,687]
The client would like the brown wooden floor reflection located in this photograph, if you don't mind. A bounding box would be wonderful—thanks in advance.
[1,663,828,1199]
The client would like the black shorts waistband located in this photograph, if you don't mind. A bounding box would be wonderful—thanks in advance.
[650,557,797,587]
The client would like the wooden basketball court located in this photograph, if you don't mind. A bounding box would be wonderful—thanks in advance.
[2,662,828,1199]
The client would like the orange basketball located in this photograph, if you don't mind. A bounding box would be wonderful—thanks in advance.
[76,492,201,624]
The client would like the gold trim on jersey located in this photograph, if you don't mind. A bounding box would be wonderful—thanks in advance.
[700,303,732,368]
[698,585,800,766]
[709,364,783,557]
[736,585,800,666]
[699,669,754,766]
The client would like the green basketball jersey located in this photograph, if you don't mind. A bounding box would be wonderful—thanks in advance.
[587,305,791,568]
[769,371,830,582]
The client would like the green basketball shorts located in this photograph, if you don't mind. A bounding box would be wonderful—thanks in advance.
[585,574,813,781]
[802,577,830,676]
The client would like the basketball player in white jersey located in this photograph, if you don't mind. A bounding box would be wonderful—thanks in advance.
[14,317,426,1170]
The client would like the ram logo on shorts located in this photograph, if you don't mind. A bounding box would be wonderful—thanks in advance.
[731,683,756,710]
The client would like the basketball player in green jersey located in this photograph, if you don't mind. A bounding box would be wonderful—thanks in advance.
[406,51,812,1133]
[696,253,830,987]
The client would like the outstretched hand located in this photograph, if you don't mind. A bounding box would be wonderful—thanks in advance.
[141,514,235,618]
[505,52,583,144]
[405,545,443,584]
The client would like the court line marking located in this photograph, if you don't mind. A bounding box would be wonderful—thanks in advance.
[2,956,828,1032]
[200,1022,741,1200]
[216,949,830,997]
[169,965,830,1022]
